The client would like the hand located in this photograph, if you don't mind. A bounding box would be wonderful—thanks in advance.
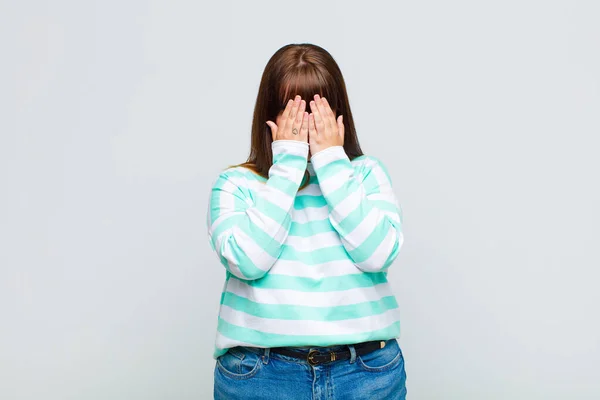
[266,95,309,143]
[308,94,344,155]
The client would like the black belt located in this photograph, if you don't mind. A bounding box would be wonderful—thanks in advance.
[270,340,386,366]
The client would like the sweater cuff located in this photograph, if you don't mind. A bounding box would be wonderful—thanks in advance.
[309,146,350,171]
[272,140,309,157]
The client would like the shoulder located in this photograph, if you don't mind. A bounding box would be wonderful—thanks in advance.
[350,154,393,182]
[210,165,263,192]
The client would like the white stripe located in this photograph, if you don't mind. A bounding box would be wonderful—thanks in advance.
[225,257,244,279]
[317,168,349,195]
[272,139,310,157]
[210,202,288,246]
[246,178,296,211]
[341,207,383,250]
[284,231,342,251]
[291,205,329,223]
[370,162,389,187]
[226,277,397,307]
[330,184,363,220]
[245,206,289,244]
[210,177,291,246]
[218,304,400,336]
[367,193,385,201]
[268,259,363,278]
[269,162,305,185]
[298,182,321,196]
[215,331,258,351]
[215,227,277,275]
[355,225,401,271]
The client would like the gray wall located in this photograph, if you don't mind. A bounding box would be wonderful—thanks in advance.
[1,1,598,399]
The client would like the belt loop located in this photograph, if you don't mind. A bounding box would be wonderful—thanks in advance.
[262,347,270,364]
[348,344,357,364]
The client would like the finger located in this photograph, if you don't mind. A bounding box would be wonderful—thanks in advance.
[337,115,344,143]
[321,97,335,119]
[320,96,336,134]
[289,95,301,121]
[309,99,323,134]
[313,94,331,135]
[300,111,309,141]
[266,121,277,141]
[280,98,294,121]
[314,94,329,120]
[282,96,301,134]
[295,99,306,127]
[308,112,317,139]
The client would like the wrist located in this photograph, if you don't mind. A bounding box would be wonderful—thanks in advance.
[309,145,348,171]
[272,140,309,156]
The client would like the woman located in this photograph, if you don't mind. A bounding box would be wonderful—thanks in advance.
[207,43,407,399]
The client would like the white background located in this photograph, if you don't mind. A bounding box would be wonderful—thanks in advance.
[1,1,599,399]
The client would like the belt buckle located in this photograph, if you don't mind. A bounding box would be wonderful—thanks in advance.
[307,349,320,366]
[308,349,338,365]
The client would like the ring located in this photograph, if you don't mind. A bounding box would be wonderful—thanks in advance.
[292,128,298,135]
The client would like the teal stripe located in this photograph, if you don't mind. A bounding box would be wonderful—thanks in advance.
[252,195,293,224]
[289,219,334,237]
[240,271,388,291]
[214,319,400,358]
[209,203,292,260]
[213,172,297,225]
[294,195,328,209]
[221,292,399,321]
[216,235,265,279]
[210,213,246,241]
[209,176,233,225]
[273,153,308,170]
[223,169,264,182]
[369,200,399,213]
[313,158,352,181]
[370,156,393,182]
[333,199,369,234]
[361,173,380,194]
[278,244,350,264]
[267,174,300,197]
[347,217,395,263]
[324,178,360,209]
[380,240,400,270]
[237,218,288,259]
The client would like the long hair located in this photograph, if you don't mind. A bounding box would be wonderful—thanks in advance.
[230,43,364,191]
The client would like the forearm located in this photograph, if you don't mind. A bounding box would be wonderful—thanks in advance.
[208,140,308,280]
[311,146,403,272]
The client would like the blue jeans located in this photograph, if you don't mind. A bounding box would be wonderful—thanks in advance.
[214,338,407,399]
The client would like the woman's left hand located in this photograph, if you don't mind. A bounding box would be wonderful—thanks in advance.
[308,94,344,155]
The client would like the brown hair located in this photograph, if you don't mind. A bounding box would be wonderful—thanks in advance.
[229,43,364,190]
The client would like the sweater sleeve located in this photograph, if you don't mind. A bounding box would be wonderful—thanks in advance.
[207,140,308,280]
[310,146,404,273]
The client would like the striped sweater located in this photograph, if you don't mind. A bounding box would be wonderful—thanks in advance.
[207,139,404,360]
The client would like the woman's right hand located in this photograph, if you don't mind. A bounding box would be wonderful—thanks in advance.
[266,95,309,143]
